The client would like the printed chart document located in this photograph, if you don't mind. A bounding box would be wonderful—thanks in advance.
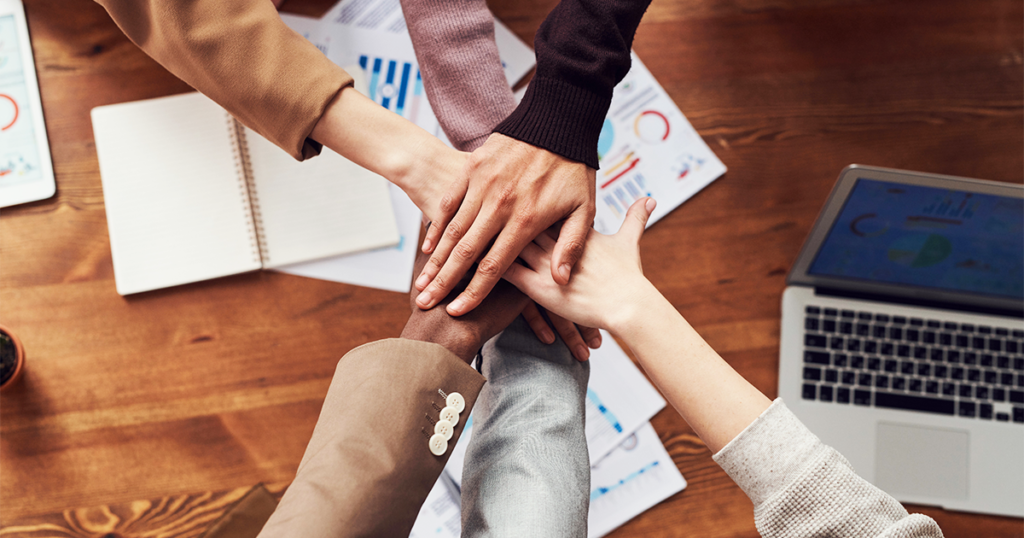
[585,330,667,464]
[429,335,677,536]
[92,92,398,295]
[592,53,726,235]
[409,475,462,538]
[318,0,535,87]
[588,423,687,537]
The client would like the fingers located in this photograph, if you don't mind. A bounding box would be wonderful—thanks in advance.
[516,242,549,272]
[446,223,532,316]
[579,325,602,349]
[534,228,557,251]
[422,180,467,255]
[414,192,483,294]
[550,207,594,285]
[548,311,590,361]
[521,302,556,344]
[618,197,657,244]
[417,214,500,310]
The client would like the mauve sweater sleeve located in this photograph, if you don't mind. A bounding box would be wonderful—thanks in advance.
[400,0,516,152]
[494,0,652,169]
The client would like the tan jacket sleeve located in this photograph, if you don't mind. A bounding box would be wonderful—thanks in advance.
[95,0,353,160]
[257,338,486,538]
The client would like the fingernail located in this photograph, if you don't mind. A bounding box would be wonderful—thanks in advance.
[415,273,429,290]
[589,337,602,348]
[542,330,555,344]
[448,298,465,315]
[421,237,432,252]
[559,264,571,281]
[645,197,657,212]
[416,290,432,307]
[575,344,590,361]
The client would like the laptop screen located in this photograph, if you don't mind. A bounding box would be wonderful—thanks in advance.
[808,178,1024,301]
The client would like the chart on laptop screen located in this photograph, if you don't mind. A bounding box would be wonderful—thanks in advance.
[809,179,1024,300]
[0,14,43,187]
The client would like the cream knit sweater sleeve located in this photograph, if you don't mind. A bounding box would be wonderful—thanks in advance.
[713,399,944,538]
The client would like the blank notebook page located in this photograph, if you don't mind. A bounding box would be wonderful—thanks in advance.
[93,93,261,295]
[242,126,399,268]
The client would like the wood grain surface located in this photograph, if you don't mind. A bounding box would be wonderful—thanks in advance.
[1,0,1022,536]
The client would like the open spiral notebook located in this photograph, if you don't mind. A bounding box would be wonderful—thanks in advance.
[92,92,399,295]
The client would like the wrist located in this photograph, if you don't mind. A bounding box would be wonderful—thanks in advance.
[400,322,480,364]
[608,279,672,340]
[392,141,466,221]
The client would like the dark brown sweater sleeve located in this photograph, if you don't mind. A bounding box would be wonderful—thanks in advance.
[494,0,652,169]
[95,0,354,160]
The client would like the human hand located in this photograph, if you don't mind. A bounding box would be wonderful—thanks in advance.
[503,198,659,334]
[413,133,597,317]
[401,246,529,363]
[521,302,602,362]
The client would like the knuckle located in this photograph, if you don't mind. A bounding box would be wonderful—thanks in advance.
[495,184,519,210]
[445,221,465,241]
[476,258,502,278]
[511,208,535,229]
[562,239,586,261]
[430,274,449,292]
[440,192,459,214]
[453,242,477,262]
[426,255,445,270]
[459,286,482,304]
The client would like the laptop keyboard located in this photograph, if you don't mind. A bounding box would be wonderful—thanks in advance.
[800,305,1024,424]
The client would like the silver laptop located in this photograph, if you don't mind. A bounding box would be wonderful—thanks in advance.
[779,165,1024,517]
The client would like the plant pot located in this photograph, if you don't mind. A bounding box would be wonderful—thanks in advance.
[0,324,25,391]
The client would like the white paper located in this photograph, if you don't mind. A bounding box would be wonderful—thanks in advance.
[277,17,424,292]
[409,473,462,538]
[592,53,726,235]
[276,183,421,292]
[278,13,328,53]
[319,0,535,86]
[585,330,667,464]
[587,422,687,537]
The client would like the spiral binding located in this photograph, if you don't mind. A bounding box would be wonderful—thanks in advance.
[226,115,267,266]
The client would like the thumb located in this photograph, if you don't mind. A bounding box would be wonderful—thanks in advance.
[551,208,593,285]
[618,197,656,244]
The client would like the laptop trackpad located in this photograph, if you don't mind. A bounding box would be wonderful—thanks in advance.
[874,422,969,500]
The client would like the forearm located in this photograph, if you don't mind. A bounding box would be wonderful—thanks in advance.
[310,86,464,218]
[96,0,352,160]
[400,0,515,151]
[612,284,771,453]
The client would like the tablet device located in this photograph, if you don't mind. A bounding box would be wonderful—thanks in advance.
[0,0,55,207]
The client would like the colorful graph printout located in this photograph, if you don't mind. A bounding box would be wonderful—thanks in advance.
[0,15,44,187]
[592,53,726,235]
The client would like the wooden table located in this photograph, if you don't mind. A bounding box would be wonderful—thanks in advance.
[2,0,1022,536]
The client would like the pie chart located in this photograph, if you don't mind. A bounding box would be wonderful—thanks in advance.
[888,233,952,268]
[0,93,17,131]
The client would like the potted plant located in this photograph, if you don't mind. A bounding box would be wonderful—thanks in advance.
[0,324,25,391]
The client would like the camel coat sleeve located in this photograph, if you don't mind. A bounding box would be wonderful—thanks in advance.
[256,338,486,537]
[95,0,353,160]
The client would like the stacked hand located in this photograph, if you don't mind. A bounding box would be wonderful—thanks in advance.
[504,197,659,334]
[410,133,600,360]
[401,247,529,363]
[413,133,596,316]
